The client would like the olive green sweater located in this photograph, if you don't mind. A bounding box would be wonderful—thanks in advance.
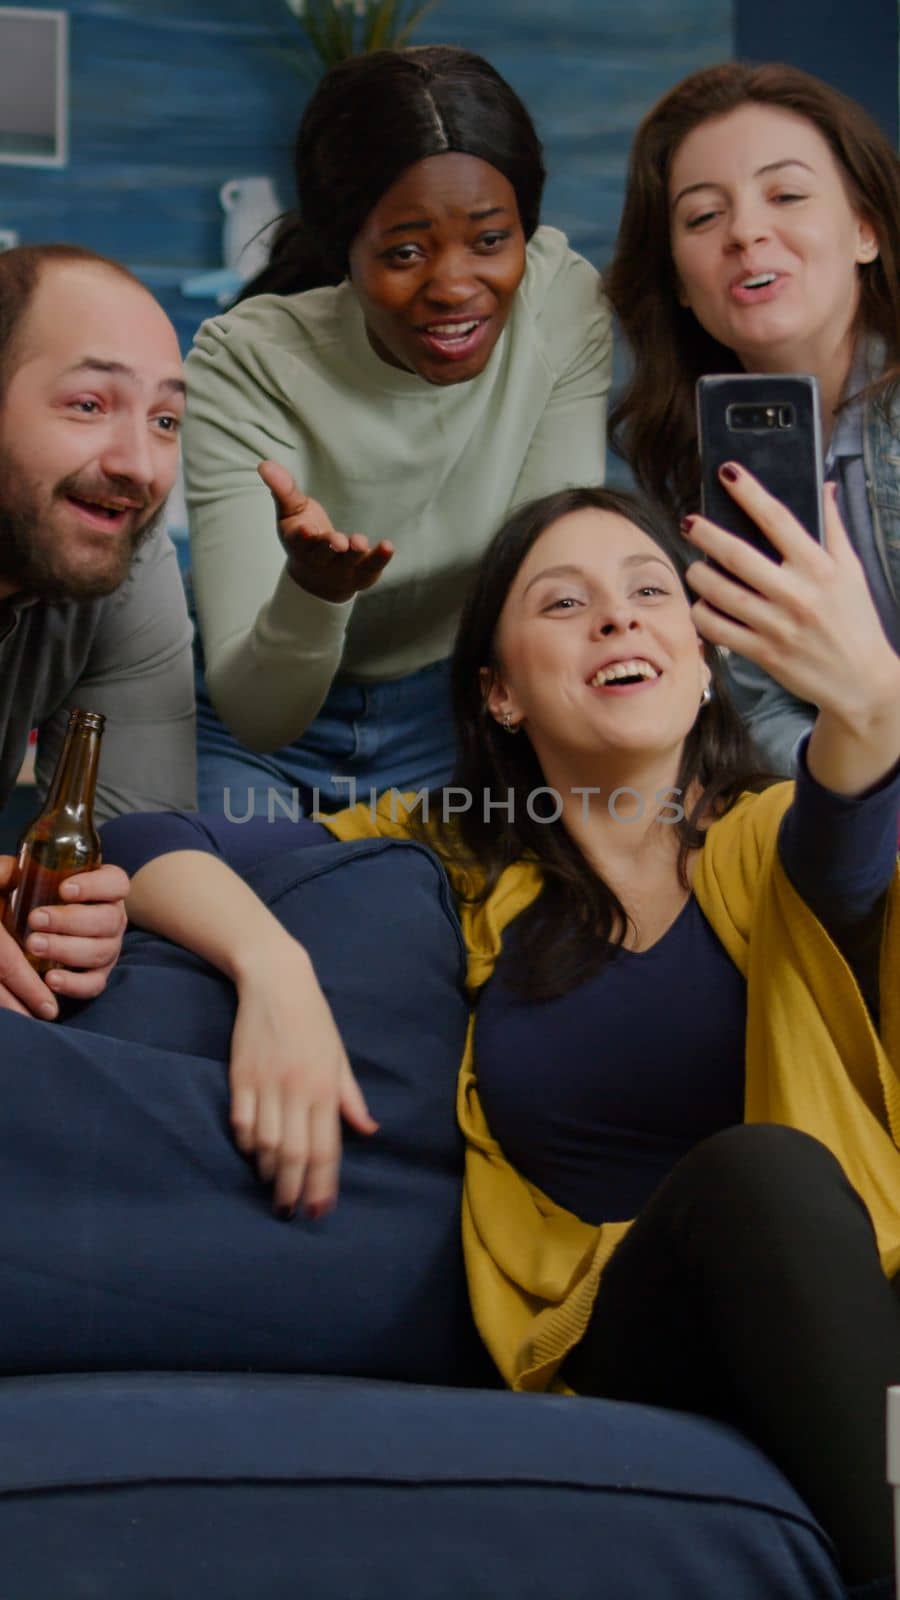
[183,226,612,751]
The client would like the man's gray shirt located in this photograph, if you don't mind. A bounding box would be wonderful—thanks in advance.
[0,525,196,821]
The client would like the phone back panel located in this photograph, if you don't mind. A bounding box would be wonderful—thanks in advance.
[697,374,824,555]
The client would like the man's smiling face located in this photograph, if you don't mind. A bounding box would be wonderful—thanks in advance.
[0,261,185,602]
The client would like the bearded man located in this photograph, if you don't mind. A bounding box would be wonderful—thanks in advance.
[0,243,195,1017]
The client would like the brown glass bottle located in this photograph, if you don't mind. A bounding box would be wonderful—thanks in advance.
[1,709,105,974]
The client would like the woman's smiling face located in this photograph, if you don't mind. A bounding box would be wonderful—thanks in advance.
[348,152,527,386]
[485,507,710,772]
[668,102,878,374]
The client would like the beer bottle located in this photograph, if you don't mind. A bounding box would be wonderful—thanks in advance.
[1,709,105,974]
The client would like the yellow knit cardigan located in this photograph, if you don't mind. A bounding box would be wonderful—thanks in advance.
[323,782,900,1391]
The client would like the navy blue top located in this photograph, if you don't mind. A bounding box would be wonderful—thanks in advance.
[475,752,898,1222]
[475,896,746,1223]
[102,748,899,1225]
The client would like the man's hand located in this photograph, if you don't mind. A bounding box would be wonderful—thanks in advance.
[259,459,394,605]
[0,857,61,1017]
[0,857,129,1016]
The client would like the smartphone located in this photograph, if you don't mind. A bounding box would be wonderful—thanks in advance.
[696,374,825,559]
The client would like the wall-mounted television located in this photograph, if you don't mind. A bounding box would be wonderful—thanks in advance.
[0,7,67,167]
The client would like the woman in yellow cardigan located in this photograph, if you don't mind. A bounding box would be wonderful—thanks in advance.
[100,465,900,1595]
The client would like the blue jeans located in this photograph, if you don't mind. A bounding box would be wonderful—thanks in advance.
[195,658,457,819]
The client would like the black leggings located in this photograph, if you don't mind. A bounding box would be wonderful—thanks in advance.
[562,1124,900,1591]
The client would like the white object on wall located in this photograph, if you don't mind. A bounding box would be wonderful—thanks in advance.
[220,176,282,282]
[0,7,68,168]
[180,175,282,304]
[165,454,189,545]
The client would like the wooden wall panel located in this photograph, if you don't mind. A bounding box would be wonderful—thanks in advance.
[0,0,731,349]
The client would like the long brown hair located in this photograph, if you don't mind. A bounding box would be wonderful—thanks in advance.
[426,486,772,1000]
[606,62,900,520]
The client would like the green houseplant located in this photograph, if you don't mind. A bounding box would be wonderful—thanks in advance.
[284,0,438,73]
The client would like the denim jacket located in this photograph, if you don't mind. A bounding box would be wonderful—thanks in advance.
[868,378,900,605]
[726,346,900,774]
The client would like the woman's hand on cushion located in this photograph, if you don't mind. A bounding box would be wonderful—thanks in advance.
[258,459,394,605]
[229,939,378,1218]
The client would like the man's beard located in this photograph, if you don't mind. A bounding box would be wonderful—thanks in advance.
[0,454,167,602]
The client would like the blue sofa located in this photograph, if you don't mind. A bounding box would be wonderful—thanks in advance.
[0,835,850,1597]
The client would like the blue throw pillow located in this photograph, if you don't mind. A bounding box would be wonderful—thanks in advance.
[0,838,492,1385]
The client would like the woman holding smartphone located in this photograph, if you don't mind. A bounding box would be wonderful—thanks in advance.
[606,61,900,773]
[183,45,611,817]
[102,467,900,1595]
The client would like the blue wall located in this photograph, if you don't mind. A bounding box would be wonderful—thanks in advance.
[1,0,894,357]
[3,0,890,347]
[736,0,898,147]
[0,0,731,350]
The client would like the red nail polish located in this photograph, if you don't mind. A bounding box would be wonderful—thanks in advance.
[680,516,695,536]
[719,463,740,483]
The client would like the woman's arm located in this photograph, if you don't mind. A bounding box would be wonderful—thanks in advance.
[687,474,900,1016]
[686,471,900,796]
[183,317,358,751]
[123,844,377,1217]
[778,743,900,1017]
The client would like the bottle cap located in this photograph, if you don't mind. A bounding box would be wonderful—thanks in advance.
[69,708,106,731]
